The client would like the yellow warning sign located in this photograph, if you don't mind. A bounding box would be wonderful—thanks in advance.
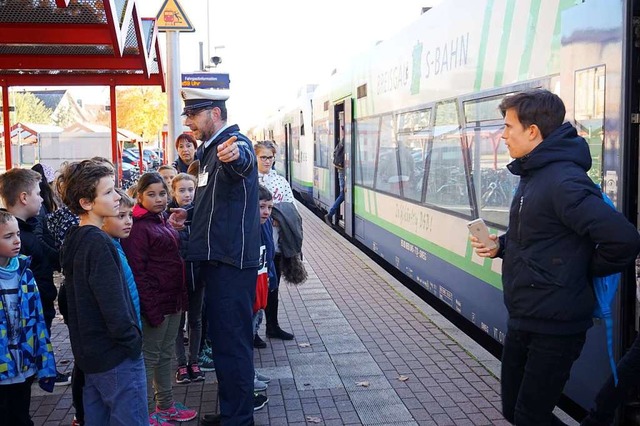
[156,0,194,32]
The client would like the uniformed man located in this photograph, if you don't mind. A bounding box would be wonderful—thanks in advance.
[181,88,261,425]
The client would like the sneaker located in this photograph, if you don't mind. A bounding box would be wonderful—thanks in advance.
[149,412,173,426]
[175,365,191,384]
[188,363,205,382]
[254,393,268,411]
[198,351,215,372]
[254,377,268,392]
[55,371,71,386]
[201,340,213,358]
[200,414,221,426]
[255,370,271,383]
[253,334,267,349]
[324,213,332,225]
[266,326,294,340]
[156,402,197,422]
[71,416,83,426]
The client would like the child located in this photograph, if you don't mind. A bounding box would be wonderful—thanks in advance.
[158,165,177,191]
[169,174,206,384]
[252,185,276,391]
[68,188,144,426]
[121,172,197,423]
[0,168,70,385]
[58,160,148,426]
[0,211,56,426]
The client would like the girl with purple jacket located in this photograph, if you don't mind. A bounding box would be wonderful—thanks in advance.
[121,172,196,424]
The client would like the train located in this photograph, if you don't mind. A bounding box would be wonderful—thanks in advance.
[249,0,640,418]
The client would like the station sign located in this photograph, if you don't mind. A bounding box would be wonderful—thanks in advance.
[181,73,230,90]
[156,0,194,32]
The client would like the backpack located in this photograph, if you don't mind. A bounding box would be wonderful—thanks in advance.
[593,187,621,385]
[332,141,345,168]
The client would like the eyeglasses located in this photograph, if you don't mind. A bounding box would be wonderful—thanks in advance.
[183,108,211,120]
[259,156,275,162]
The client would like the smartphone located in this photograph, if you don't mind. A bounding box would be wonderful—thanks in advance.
[467,218,497,250]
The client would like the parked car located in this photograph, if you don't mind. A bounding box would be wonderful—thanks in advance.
[122,149,147,171]
[143,148,161,169]
[120,162,140,190]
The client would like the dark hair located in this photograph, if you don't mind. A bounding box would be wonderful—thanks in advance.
[258,185,273,202]
[218,105,228,121]
[499,89,565,139]
[135,172,168,200]
[31,163,58,213]
[0,168,41,208]
[57,160,115,216]
[175,133,197,150]
[254,140,277,155]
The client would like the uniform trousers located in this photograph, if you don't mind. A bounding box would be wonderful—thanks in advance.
[202,261,257,426]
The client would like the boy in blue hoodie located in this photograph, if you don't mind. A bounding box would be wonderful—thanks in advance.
[0,210,56,425]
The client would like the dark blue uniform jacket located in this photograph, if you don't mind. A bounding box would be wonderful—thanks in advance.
[498,122,640,335]
[187,125,261,269]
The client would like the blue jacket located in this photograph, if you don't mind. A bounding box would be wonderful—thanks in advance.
[112,239,142,329]
[498,123,640,335]
[0,255,56,382]
[187,125,261,269]
[261,218,277,290]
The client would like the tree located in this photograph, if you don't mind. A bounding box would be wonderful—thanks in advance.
[12,92,53,124]
[53,104,75,128]
[116,87,167,142]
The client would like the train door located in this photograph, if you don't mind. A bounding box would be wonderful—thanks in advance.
[343,99,354,236]
[284,123,291,181]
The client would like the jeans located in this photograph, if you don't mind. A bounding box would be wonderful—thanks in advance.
[328,169,345,219]
[175,281,205,365]
[583,332,640,425]
[83,356,148,426]
[143,313,182,412]
[501,328,586,426]
[253,309,264,335]
[0,376,34,426]
[72,365,85,423]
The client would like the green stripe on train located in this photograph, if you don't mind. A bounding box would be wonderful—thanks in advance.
[354,187,502,290]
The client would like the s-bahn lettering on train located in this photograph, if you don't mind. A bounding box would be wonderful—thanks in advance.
[424,32,469,79]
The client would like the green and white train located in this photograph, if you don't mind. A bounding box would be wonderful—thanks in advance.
[251,0,640,415]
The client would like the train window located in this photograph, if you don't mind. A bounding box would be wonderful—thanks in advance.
[575,65,605,183]
[354,117,380,187]
[374,115,403,196]
[466,126,516,227]
[314,121,330,168]
[463,94,509,124]
[424,101,471,215]
[396,109,431,201]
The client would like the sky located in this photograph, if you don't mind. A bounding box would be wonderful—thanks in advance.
[136,0,443,129]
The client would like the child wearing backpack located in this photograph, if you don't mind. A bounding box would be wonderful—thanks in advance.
[58,160,147,426]
[121,172,196,423]
[0,210,56,426]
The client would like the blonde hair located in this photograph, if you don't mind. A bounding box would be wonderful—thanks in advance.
[171,173,197,192]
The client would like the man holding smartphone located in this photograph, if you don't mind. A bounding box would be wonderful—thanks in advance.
[471,89,640,426]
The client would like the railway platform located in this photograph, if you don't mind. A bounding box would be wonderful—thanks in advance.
[29,203,574,425]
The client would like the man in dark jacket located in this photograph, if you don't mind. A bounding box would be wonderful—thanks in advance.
[181,87,262,425]
[472,89,640,426]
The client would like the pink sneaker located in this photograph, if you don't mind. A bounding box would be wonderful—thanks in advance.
[149,412,173,426]
[156,402,197,422]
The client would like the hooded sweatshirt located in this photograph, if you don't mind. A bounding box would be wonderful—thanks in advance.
[498,122,640,335]
[61,225,141,373]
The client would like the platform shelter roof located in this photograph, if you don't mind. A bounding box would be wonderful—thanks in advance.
[0,0,165,89]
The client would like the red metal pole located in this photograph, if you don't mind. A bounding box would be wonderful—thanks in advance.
[2,84,12,171]
[110,85,120,181]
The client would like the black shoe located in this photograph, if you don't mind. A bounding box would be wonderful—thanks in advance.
[266,326,294,340]
[54,371,71,386]
[324,214,332,225]
[254,393,268,411]
[201,413,221,426]
[254,334,267,349]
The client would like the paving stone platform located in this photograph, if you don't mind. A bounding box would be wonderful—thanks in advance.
[30,203,531,425]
